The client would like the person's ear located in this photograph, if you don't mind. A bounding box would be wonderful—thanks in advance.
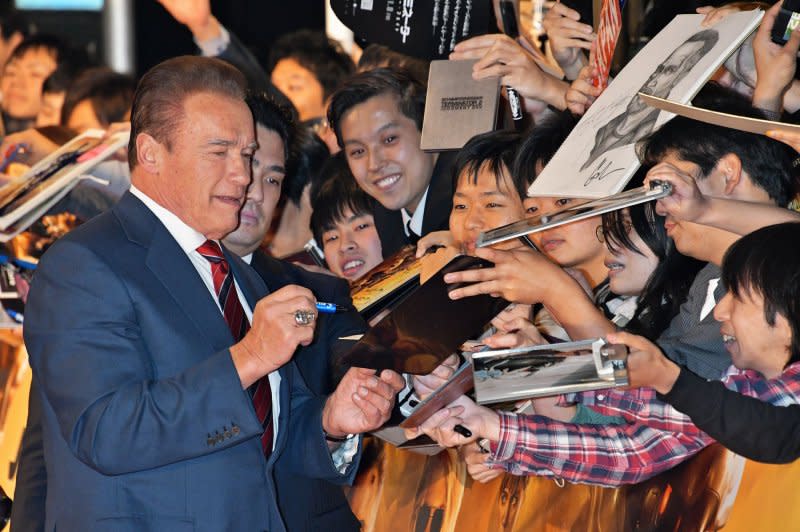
[135,132,163,174]
[718,153,743,196]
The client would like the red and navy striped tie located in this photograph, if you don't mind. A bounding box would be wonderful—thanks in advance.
[197,240,273,455]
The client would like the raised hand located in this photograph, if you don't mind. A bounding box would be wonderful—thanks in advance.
[403,395,500,447]
[752,1,800,113]
[412,354,460,399]
[645,162,709,222]
[156,0,220,41]
[542,2,593,79]
[322,368,405,437]
[565,63,603,115]
[450,34,569,111]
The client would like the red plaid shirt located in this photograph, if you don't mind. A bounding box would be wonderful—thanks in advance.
[490,361,800,486]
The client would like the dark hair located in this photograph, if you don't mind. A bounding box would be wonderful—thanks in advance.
[246,91,296,164]
[267,30,355,100]
[61,67,136,127]
[638,83,798,207]
[722,222,800,367]
[128,56,247,169]
[451,130,524,197]
[513,110,579,189]
[328,67,426,149]
[357,44,430,85]
[6,34,65,66]
[310,152,376,245]
[0,8,29,43]
[601,170,704,338]
[42,62,77,95]
[284,126,330,206]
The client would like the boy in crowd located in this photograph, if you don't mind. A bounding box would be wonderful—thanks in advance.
[310,153,384,283]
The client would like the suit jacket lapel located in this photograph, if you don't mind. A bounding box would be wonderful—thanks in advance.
[114,193,234,352]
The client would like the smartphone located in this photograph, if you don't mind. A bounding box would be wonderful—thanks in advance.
[772,0,800,45]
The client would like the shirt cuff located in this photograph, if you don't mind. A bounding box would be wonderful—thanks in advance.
[490,412,520,463]
[195,24,230,57]
[330,434,360,474]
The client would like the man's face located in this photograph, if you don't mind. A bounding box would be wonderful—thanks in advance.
[524,196,606,272]
[145,92,256,240]
[642,40,705,97]
[714,289,792,379]
[1,47,57,119]
[223,126,285,256]
[340,93,435,213]
[321,207,383,282]
[271,57,325,122]
[35,90,65,127]
[449,162,525,255]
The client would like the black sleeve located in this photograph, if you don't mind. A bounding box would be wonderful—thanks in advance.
[10,381,46,532]
[213,31,297,115]
[658,367,800,464]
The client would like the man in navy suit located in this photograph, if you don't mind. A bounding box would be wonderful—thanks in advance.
[221,92,363,531]
[21,56,402,531]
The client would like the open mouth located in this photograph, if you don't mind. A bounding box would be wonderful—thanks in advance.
[374,173,401,190]
[341,258,366,277]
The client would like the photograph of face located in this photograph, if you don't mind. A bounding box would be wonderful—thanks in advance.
[580,29,719,172]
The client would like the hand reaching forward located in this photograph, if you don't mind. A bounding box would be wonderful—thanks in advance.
[322,368,405,437]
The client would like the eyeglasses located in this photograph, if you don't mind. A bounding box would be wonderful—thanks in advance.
[596,220,632,244]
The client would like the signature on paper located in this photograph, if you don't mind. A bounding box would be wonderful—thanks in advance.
[584,157,625,187]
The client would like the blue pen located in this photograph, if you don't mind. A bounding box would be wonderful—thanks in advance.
[6,309,23,323]
[316,302,349,314]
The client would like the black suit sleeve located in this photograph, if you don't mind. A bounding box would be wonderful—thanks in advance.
[658,367,800,464]
[212,30,296,115]
[10,381,46,532]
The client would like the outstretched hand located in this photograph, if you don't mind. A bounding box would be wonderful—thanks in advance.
[323,368,405,437]
[645,162,709,222]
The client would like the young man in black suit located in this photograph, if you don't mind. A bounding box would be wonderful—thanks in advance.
[221,93,365,531]
[328,68,455,256]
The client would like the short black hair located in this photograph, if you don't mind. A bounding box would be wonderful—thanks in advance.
[638,83,798,207]
[722,222,800,367]
[61,67,136,127]
[328,67,426,149]
[513,110,579,190]
[267,30,355,100]
[6,34,65,66]
[357,44,430,85]
[451,130,524,197]
[310,152,376,245]
[246,91,296,165]
[284,126,329,206]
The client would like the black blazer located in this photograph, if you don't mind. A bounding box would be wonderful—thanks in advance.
[374,152,456,257]
[251,251,365,532]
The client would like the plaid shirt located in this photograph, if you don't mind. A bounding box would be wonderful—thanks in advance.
[490,361,800,486]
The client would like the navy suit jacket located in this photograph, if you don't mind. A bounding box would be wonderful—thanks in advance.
[21,193,357,532]
[250,251,363,531]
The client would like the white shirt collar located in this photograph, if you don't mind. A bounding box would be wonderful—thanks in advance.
[129,185,208,254]
[401,186,430,237]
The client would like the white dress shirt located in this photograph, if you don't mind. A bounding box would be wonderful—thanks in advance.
[401,186,430,238]
[130,186,281,449]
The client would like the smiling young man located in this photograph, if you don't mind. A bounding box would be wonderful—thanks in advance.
[328,68,455,256]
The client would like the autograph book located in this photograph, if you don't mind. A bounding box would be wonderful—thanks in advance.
[0,129,130,239]
[341,254,508,375]
[472,339,629,404]
[477,181,671,249]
